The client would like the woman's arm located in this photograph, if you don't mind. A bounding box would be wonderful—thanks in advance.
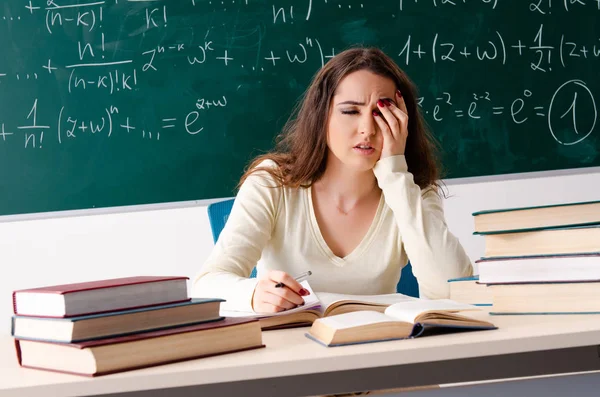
[373,155,473,299]
[191,161,282,311]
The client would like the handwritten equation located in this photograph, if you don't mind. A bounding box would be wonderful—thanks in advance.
[397,24,600,72]
[0,96,227,148]
[419,79,596,146]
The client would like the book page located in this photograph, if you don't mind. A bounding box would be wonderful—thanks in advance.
[384,299,479,323]
[316,292,417,311]
[315,311,396,330]
[220,281,321,318]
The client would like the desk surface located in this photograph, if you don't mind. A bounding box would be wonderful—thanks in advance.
[2,312,600,397]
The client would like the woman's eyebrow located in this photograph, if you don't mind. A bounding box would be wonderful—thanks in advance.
[336,100,365,106]
[336,97,396,106]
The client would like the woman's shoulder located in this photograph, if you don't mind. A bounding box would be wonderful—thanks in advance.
[244,159,282,186]
[242,159,301,199]
[422,184,439,196]
[255,158,279,170]
[237,159,304,219]
[240,157,305,198]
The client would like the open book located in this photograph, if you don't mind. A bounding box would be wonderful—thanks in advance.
[221,281,421,330]
[306,299,496,347]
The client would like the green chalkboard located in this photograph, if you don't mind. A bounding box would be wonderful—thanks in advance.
[1,0,598,216]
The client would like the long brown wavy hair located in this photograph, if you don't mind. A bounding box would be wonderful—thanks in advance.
[238,46,444,192]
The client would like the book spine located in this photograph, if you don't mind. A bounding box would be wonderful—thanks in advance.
[14,339,23,366]
[12,292,17,315]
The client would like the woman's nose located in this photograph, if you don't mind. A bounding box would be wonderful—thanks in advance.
[360,113,377,136]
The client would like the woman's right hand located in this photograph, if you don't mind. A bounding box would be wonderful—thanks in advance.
[251,270,310,313]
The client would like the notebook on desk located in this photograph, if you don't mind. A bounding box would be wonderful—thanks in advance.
[221,281,421,330]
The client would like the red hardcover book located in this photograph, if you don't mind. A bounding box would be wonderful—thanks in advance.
[15,317,264,376]
[13,276,189,317]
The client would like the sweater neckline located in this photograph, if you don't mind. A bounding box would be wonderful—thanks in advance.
[305,185,385,266]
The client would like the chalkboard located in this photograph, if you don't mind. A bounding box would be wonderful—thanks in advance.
[1,0,598,216]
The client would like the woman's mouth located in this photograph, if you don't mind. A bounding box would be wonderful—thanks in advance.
[353,144,375,156]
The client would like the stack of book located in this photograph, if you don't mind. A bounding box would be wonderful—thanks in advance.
[11,276,263,376]
[465,200,600,314]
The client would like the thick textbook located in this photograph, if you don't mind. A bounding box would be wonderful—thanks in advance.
[13,276,189,317]
[472,200,600,234]
[15,317,264,376]
[479,226,600,258]
[476,253,600,284]
[489,281,600,314]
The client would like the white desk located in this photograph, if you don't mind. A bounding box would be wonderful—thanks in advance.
[1,312,600,397]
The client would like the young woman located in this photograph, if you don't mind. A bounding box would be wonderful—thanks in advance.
[192,47,473,313]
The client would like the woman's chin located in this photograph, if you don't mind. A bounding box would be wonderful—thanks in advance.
[349,157,378,172]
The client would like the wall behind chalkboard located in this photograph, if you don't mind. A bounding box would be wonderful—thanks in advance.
[0,0,598,216]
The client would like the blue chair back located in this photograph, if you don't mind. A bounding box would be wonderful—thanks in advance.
[206,198,419,297]
[207,198,258,279]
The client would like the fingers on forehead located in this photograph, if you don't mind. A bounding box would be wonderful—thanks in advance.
[398,97,409,112]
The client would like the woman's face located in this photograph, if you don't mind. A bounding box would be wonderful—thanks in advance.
[326,70,396,172]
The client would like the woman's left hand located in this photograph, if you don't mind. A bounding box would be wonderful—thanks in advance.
[374,90,409,159]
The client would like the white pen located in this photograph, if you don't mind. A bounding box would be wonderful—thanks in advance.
[275,270,312,288]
